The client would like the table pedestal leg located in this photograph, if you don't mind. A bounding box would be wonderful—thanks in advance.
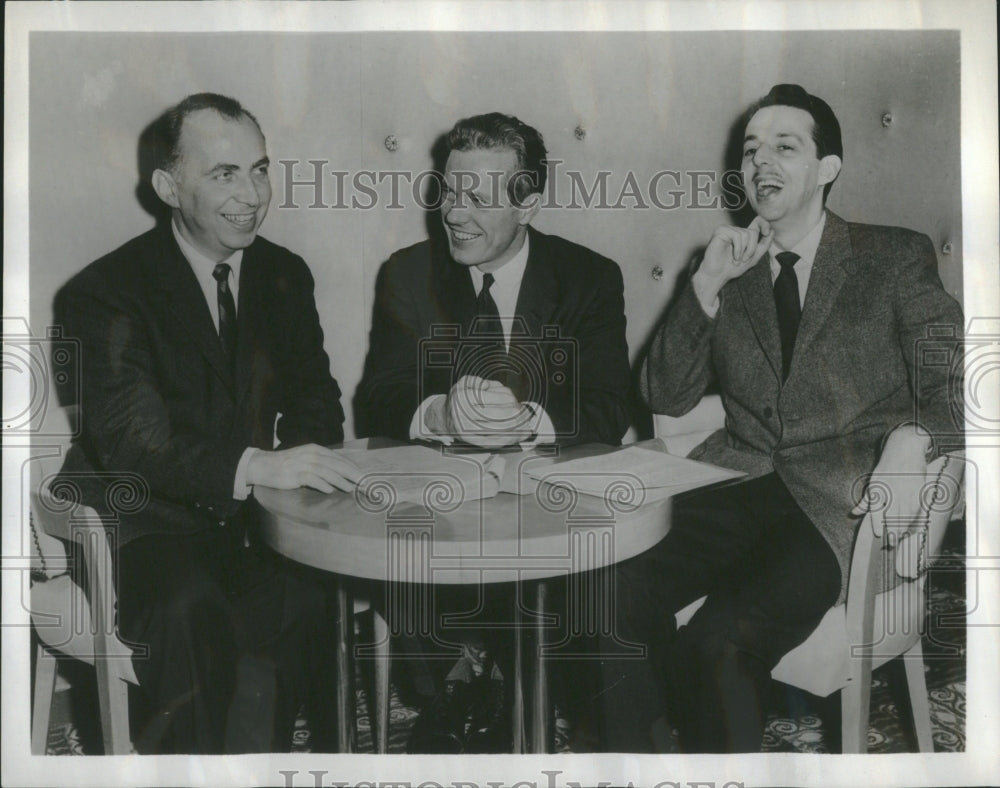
[372,608,390,754]
[333,577,356,753]
[513,598,526,753]
[530,580,553,754]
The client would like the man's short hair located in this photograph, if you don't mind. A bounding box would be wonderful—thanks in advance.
[748,84,843,201]
[445,112,547,205]
[147,92,263,175]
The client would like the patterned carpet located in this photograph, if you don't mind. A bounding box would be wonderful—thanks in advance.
[45,522,966,755]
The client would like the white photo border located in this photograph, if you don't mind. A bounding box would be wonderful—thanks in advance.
[4,2,998,787]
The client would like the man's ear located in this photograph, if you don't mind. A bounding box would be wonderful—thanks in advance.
[516,192,541,226]
[818,155,842,187]
[151,168,180,209]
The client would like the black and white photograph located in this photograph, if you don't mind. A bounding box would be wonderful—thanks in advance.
[3,2,998,787]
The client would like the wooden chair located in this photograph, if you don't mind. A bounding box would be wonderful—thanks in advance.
[29,486,139,755]
[28,481,395,756]
[656,395,964,753]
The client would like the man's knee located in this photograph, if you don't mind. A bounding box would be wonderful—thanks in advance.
[150,570,235,646]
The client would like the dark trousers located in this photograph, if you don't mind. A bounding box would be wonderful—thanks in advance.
[115,526,338,754]
[597,473,841,752]
[379,581,521,689]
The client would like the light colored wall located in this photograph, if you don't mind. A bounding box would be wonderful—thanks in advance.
[29,30,961,440]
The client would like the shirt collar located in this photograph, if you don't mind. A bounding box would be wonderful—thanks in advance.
[171,219,243,281]
[769,211,827,268]
[468,232,530,291]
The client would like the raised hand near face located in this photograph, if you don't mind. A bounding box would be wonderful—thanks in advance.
[692,216,774,313]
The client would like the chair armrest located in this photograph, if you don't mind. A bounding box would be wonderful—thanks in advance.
[845,453,966,659]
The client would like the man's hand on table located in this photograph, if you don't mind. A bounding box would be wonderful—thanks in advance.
[247,444,354,493]
[425,375,537,449]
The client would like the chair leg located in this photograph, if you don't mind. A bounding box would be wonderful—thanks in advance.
[32,645,57,755]
[372,609,390,754]
[840,683,863,754]
[903,639,934,752]
[840,657,873,753]
[95,658,131,754]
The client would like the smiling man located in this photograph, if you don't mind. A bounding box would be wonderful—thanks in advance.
[357,112,631,450]
[597,84,963,752]
[54,93,349,753]
[356,112,631,752]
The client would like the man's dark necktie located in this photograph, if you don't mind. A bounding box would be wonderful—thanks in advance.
[473,271,510,388]
[773,251,801,382]
[476,272,505,347]
[212,262,237,365]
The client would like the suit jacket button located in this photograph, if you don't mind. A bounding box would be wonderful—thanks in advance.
[763,407,773,418]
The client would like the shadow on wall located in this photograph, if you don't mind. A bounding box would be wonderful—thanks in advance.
[51,111,172,416]
[630,104,754,440]
[135,113,173,228]
[351,131,451,440]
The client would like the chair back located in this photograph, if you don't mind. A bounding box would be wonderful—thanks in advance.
[30,487,138,685]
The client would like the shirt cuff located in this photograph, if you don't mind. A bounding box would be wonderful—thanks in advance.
[233,447,257,500]
[699,295,720,318]
[410,395,454,445]
[691,274,721,317]
[519,402,556,448]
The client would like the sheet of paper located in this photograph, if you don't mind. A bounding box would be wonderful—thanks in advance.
[497,448,560,495]
[331,445,505,504]
[526,445,745,499]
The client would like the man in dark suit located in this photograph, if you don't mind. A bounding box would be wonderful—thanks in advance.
[55,93,350,753]
[356,113,631,751]
[357,113,631,449]
[597,84,963,752]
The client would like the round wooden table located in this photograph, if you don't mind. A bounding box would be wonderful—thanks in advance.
[253,440,675,753]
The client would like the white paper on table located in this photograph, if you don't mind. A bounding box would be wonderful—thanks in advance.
[497,449,560,495]
[526,445,745,501]
[329,445,506,505]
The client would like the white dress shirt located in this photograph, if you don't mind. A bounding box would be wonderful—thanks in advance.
[466,241,530,351]
[171,221,243,330]
[767,211,827,308]
[171,221,255,500]
[410,233,557,445]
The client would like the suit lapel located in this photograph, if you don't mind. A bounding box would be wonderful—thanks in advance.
[433,239,478,330]
[513,228,559,339]
[155,227,235,394]
[791,212,854,370]
[736,257,783,381]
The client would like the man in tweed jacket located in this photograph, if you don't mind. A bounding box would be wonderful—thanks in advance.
[597,84,963,752]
